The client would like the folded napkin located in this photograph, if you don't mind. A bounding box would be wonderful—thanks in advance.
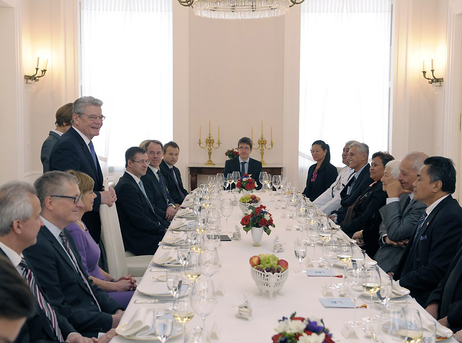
[118,308,154,337]
[169,219,187,230]
[162,234,187,245]
[420,309,453,338]
[137,280,190,296]
[181,197,194,208]
[392,281,410,297]
[153,252,180,265]
[176,208,194,217]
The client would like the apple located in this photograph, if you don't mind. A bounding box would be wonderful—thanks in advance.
[278,259,289,271]
[249,255,261,267]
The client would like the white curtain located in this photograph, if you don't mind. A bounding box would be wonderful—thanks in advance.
[80,0,173,172]
[299,0,392,173]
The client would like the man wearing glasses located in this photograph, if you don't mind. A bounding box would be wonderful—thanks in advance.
[49,96,117,245]
[224,137,262,190]
[114,147,169,256]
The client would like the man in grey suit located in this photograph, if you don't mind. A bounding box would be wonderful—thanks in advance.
[40,103,73,173]
[375,152,427,271]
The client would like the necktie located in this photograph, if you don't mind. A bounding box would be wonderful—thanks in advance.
[59,232,101,311]
[240,162,246,176]
[139,180,155,213]
[402,196,412,213]
[157,170,169,203]
[88,141,98,169]
[413,212,428,241]
[171,168,185,201]
[19,258,64,341]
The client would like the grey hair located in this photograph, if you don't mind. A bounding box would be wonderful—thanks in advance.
[345,140,360,147]
[73,96,103,116]
[349,142,369,158]
[34,171,78,208]
[404,151,428,173]
[0,181,37,236]
[385,160,402,179]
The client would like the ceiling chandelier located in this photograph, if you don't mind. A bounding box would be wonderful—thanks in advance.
[178,0,305,20]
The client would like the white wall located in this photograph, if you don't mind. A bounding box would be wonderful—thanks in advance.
[1,0,461,198]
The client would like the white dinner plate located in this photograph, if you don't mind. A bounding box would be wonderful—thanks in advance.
[116,322,182,341]
[136,282,189,298]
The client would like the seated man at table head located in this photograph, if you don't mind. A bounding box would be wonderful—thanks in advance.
[330,141,373,224]
[0,254,35,343]
[224,136,262,190]
[160,141,189,205]
[114,147,169,256]
[375,152,427,272]
[313,140,357,214]
[0,180,95,343]
[41,103,73,173]
[23,171,124,338]
[140,140,178,221]
[390,156,462,307]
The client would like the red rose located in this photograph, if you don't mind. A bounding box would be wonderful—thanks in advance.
[268,218,273,225]
[236,180,242,188]
[259,218,268,227]
[234,151,239,156]
[271,334,281,343]
[243,173,250,177]
[245,183,253,190]
[241,216,250,226]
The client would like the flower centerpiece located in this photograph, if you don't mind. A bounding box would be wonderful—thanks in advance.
[272,313,335,343]
[240,204,275,235]
[236,173,256,193]
[225,147,239,159]
[239,194,261,215]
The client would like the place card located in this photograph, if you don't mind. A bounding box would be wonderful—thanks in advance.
[215,283,225,296]
[307,269,334,277]
[341,322,359,339]
[210,322,220,340]
[321,285,334,297]
[319,298,355,309]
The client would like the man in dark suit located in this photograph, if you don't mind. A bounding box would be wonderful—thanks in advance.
[141,140,178,221]
[114,147,169,256]
[40,103,73,173]
[0,180,94,343]
[160,141,189,205]
[224,137,262,190]
[375,152,427,272]
[49,96,117,243]
[391,156,462,307]
[330,142,373,225]
[24,172,123,338]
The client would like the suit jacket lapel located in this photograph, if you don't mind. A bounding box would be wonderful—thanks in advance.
[125,173,156,215]
[70,127,103,185]
[414,196,452,244]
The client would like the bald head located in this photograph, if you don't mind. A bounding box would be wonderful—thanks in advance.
[398,151,428,191]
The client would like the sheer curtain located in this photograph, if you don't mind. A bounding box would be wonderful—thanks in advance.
[80,0,173,173]
[298,0,392,185]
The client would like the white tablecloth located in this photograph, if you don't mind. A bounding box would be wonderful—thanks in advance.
[111,191,456,343]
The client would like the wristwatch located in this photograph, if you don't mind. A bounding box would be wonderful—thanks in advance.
[169,204,176,209]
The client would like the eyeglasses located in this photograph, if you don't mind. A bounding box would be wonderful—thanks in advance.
[50,194,83,204]
[80,114,106,121]
[131,159,150,165]
[238,146,251,151]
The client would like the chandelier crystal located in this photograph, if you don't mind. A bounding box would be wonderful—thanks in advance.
[178,0,304,20]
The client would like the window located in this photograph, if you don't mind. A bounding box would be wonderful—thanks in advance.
[299,0,392,174]
[80,0,173,172]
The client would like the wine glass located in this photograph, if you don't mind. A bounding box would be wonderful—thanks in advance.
[225,174,233,192]
[346,270,366,327]
[305,224,320,264]
[184,326,210,343]
[232,171,240,190]
[377,305,407,342]
[166,270,183,303]
[322,238,340,288]
[220,198,233,231]
[190,277,217,333]
[286,194,299,219]
[215,173,224,191]
[184,252,201,282]
[272,175,281,192]
[173,299,194,334]
[296,205,309,231]
[337,241,353,281]
[177,247,191,275]
[199,248,220,279]
[204,226,220,250]
[319,223,333,245]
[294,238,308,273]
[399,309,423,343]
[259,172,268,191]
[377,274,393,308]
[362,265,382,323]
[154,313,174,343]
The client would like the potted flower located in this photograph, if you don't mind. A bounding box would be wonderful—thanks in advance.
[225,148,239,159]
[236,173,256,193]
[272,313,335,343]
[240,204,275,247]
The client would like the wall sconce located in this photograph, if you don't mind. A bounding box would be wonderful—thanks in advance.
[422,59,443,87]
[24,57,48,84]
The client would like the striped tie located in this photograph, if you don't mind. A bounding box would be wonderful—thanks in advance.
[413,212,428,241]
[59,232,101,311]
[19,258,64,341]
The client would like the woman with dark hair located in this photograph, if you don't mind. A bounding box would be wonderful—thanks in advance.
[302,140,338,201]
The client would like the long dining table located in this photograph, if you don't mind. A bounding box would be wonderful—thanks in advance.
[111,190,456,343]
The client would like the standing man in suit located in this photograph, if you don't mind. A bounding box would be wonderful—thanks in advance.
[313,140,357,214]
[141,140,178,221]
[49,96,117,243]
[160,141,189,205]
[224,137,262,190]
[375,152,427,271]
[0,181,94,343]
[115,147,169,256]
[24,172,123,337]
[41,103,73,173]
[330,142,373,224]
[391,156,462,307]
